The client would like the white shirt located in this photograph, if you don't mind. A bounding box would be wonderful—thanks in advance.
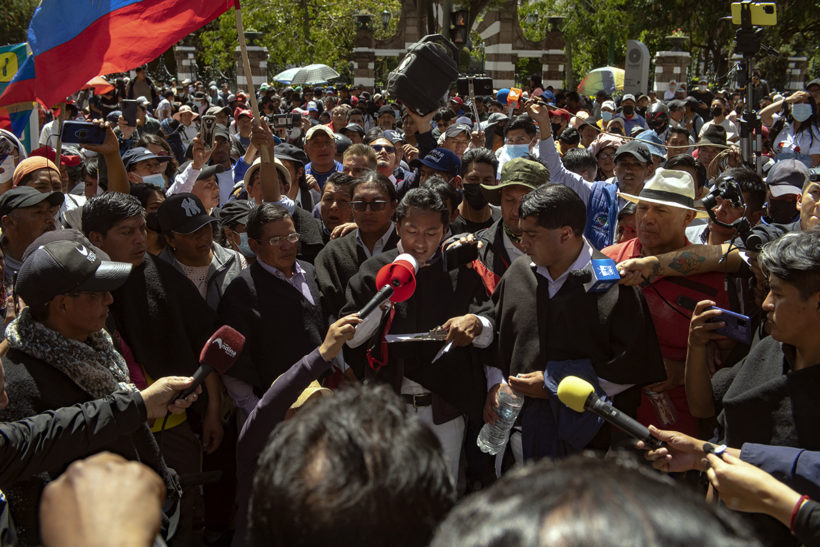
[773,122,820,158]
[356,222,395,259]
[533,240,594,298]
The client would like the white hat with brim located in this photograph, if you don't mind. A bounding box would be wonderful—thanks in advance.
[243,157,292,189]
[173,105,198,121]
[618,168,709,219]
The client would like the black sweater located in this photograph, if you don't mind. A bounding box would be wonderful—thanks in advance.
[314,229,399,319]
[341,249,491,421]
[218,261,327,396]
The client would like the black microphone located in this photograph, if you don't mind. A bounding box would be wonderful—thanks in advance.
[557,376,663,450]
[175,325,246,400]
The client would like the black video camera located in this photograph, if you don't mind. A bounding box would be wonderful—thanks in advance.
[456,75,494,98]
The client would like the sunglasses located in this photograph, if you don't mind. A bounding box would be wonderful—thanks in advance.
[371,144,395,154]
[350,200,388,212]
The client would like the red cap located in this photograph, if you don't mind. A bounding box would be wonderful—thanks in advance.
[30,146,82,167]
[235,109,253,120]
[450,96,463,105]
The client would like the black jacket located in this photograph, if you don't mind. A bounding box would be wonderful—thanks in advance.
[218,260,327,395]
[341,249,491,422]
[109,253,215,380]
[292,207,324,264]
[0,350,179,545]
[314,229,399,319]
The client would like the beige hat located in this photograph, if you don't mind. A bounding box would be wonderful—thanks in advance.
[619,168,708,218]
[243,157,292,189]
[305,124,336,142]
[289,381,332,410]
[173,105,198,121]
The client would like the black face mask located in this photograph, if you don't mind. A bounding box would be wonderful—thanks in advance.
[767,200,798,224]
[551,123,563,136]
[462,184,488,210]
[622,105,634,116]
[711,106,723,118]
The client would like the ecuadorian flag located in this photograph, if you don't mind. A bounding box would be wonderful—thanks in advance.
[26,0,235,106]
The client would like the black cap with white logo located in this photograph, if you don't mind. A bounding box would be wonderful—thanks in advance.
[158,193,218,235]
[15,240,132,307]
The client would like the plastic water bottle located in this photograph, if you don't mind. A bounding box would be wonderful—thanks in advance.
[477,385,524,455]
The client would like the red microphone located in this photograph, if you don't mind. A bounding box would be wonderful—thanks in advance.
[358,253,418,319]
[175,325,246,400]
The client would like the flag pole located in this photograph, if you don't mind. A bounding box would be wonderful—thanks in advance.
[234,2,272,164]
[55,101,65,174]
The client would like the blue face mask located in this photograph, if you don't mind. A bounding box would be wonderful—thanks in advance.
[601,111,613,122]
[505,143,530,159]
[141,173,165,188]
[238,231,256,258]
[792,103,813,123]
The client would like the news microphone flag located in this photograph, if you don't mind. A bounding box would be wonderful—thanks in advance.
[8,0,235,108]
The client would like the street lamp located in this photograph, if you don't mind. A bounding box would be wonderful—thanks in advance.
[381,9,391,30]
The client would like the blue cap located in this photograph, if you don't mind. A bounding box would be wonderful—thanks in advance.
[636,130,666,159]
[413,148,461,177]
[541,89,556,104]
[496,88,510,105]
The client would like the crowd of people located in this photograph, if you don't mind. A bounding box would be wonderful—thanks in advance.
[0,62,818,546]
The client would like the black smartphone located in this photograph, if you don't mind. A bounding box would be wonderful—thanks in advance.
[707,306,753,345]
[443,242,478,271]
[200,114,216,149]
[274,113,293,129]
[122,99,138,127]
[61,121,107,145]
[456,76,494,97]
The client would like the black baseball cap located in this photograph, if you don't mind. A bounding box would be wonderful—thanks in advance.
[158,193,217,234]
[214,124,231,142]
[275,143,309,166]
[445,124,471,139]
[217,200,253,227]
[196,165,221,182]
[0,186,64,218]
[341,123,365,137]
[15,239,132,307]
[614,140,652,164]
[122,147,172,170]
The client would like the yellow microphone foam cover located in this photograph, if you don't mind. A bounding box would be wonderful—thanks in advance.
[557,376,595,413]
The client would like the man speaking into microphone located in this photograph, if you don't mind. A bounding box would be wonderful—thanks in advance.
[341,187,494,482]
[489,184,665,461]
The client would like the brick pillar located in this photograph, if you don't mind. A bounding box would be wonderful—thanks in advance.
[786,57,808,91]
[235,45,269,90]
[353,27,376,90]
[541,32,565,90]
[478,9,515,89]
[173,45,197,83]
[653,51,691,93]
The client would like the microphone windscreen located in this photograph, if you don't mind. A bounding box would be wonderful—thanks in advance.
[199,325,246,374]
[557,376,595,413]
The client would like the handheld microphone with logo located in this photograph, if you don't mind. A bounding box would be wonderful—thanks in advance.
[557,376,663,450]
[572,258,621,293]
[357,253,418,319]
[175,325,246,400]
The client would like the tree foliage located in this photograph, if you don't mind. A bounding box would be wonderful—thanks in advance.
[196,0,402,82]
[516,0,818,90]
[0,0,38,47]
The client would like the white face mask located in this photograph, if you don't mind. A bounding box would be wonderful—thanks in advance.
[792,103,813,123]
[0,156,15,185]
[141,173,165,188]
[601,111,613,122]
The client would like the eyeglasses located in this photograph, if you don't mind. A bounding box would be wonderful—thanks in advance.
[371,144,395,154]
[350,200,388,212]
[259,233,300,246]
[598,152,616,160]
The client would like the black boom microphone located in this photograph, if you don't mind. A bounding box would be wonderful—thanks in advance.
[557,376,663,450]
